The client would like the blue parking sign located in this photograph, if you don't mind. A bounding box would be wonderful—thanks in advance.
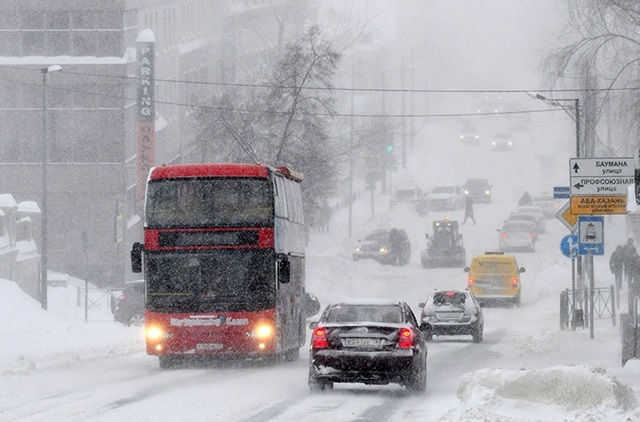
[578,216,604,255]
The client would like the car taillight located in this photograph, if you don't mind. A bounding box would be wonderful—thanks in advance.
[398,327,414,349]
[512,278,519,287]
[312,327,329,349]
[467,278,474,286]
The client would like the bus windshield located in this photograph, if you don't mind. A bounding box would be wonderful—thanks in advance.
[145,177,274,228]
[146,249,276,313]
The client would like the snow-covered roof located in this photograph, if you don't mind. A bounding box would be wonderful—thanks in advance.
[17,201,40,214]
[0,194,17,209]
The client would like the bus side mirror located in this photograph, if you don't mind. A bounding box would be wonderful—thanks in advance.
[278,254,291,284]
[131,242,144,273]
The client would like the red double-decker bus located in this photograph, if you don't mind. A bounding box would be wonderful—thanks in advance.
[131,163,306,368]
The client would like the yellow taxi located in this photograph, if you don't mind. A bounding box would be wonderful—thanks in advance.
[464,252,525,306]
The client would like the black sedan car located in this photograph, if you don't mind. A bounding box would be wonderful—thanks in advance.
[352,228,411,265]
[112,280,145,326]
[419,290,484,343]
[308,300,427,393]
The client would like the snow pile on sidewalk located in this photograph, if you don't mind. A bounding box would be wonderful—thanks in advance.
[441,365,640,421]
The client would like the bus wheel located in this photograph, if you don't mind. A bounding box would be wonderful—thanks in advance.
[284,348,299,362]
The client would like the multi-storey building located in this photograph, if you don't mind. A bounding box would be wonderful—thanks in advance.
[0,0,313,289]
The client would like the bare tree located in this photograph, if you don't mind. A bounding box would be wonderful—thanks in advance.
[544,1,640,155]
[195,25,342,229]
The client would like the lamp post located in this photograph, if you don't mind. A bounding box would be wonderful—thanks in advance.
[532,93,590,334]
[40,64,62,310]
[534,94,581,158]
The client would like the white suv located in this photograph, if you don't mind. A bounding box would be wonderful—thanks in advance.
[426,185,464,210]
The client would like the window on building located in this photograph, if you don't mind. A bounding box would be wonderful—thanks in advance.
[0,11,19,30]
[48,31,71,56]
[96,11,121,29]
[96,31,121,56]
[23,31,45,55]
[73,31,96,56]
[71,11,96,30]
[47,11,70,30]
[0,31,21,55]
[21,11,44,29]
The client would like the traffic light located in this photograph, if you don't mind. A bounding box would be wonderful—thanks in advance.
[386,144,393,153]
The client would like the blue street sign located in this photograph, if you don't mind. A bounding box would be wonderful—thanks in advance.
[554,186,570,199]
[578,216,604,255]
[560,234,579,258]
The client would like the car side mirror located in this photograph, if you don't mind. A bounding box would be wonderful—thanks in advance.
[309,321,319,330]
[131,242,144,273]
[519,267,526,273]
[464,267,470,272]
[277,253,291,284]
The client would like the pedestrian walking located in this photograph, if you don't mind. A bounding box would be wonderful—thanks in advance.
[628,251,640,313]
[610,245,624,290]
[518,191,532,206]
[622,238,636,288]
[462,195,475,225]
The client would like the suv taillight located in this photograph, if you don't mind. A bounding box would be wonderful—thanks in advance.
[312,327,329,349]
[398,327,414,349]
[467,278,474,286]
[511,277,519,287]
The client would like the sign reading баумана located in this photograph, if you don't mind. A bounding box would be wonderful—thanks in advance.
[570,195,627,215]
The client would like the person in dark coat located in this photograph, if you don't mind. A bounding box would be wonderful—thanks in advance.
[518,191,532,206]
[610,245,624,290]
[622,238,636,288]
[628,251,640,312]
[462,195,475,224]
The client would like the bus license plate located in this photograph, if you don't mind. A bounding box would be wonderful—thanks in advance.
[344,338,381,347]
[197,343,223,351]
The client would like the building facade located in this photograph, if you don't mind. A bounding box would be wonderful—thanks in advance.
[0,0,312,288]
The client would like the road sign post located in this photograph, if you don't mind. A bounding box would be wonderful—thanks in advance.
[569,157,634,215]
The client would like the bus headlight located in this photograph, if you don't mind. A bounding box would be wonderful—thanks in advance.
[250,324,274,339]
[146,325,167,340]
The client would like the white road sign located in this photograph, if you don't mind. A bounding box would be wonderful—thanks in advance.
[569,157,635,196]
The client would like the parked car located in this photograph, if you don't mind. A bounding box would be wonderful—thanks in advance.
[390,188,427,216]
[463,178,492,203]
[425,185,465,210]
[419,289,484,342]
[532,194,560,219]
[308,300,428,393]
[464,252,525,307]
[515,205,546,233]
[112,280,145,326]
[490,133,514,151]
[506,213,541,236]
[498,221,537,252]
[352,228,411,265]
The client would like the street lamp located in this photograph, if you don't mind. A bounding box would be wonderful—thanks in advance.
[530,91,589,333]
[530,93,581,158]
[40,64,62,310]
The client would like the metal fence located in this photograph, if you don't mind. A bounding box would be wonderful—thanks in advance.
[76,286,114,322]
[559,286,616,330]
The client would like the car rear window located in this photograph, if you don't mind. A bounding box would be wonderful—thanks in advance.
[326,304,402,323]
[471,258,517,274]
[431,292,466,306]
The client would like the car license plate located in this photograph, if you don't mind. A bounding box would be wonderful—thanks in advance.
[344,338,381,347]
[197,343,223,351]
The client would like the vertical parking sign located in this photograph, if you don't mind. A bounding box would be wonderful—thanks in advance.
[578,216,604,255]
